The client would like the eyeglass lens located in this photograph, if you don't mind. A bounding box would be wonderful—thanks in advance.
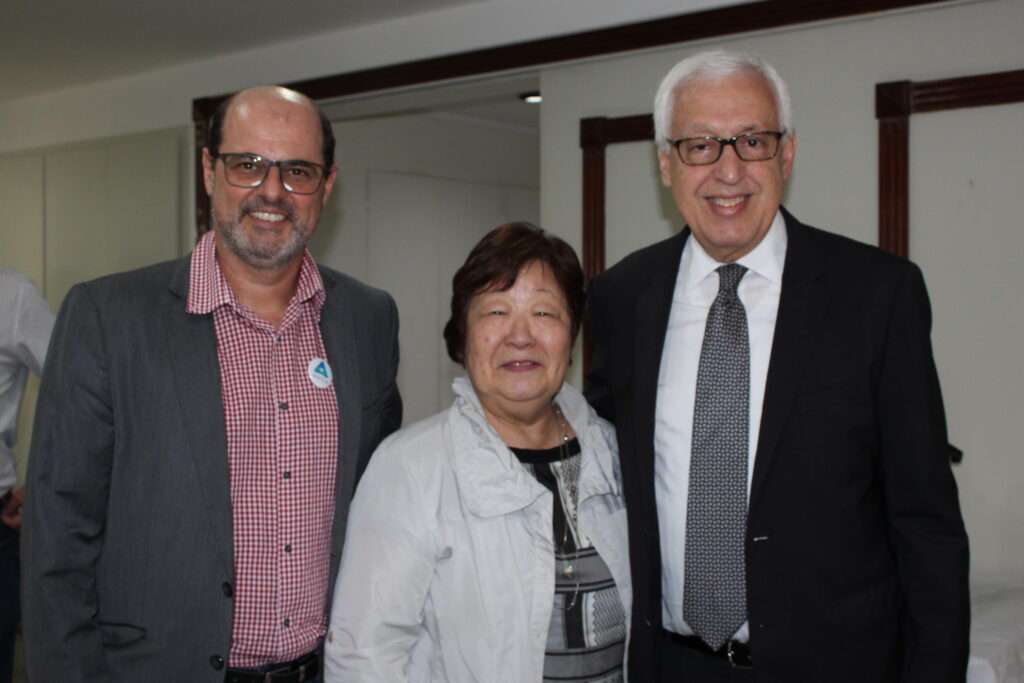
[676,132,780,165]
[220,154,324,194]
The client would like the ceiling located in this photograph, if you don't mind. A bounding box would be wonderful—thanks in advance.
[0,0,735,131]
[322,73,542,133]
[0,0,484,103]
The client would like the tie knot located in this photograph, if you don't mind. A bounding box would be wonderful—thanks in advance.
[716,263,747,296]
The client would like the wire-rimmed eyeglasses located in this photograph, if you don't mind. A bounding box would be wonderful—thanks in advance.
[666,130,786,166]
[215,153,327,194]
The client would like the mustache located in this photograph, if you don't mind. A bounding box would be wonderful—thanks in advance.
[240,198,296,223]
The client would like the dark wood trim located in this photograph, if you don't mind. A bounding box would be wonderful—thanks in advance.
[580,118,608,283]
[876,81,911,256]
[876,69,1024,258]
[192,111,212,235]
[579,114,653,372]
[877,116,909,256]
[193,0,952,232]
[579,115,654,281]
[911,68,1024,113]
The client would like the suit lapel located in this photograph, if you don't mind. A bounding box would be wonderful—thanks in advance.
[631,230,688,499]
[317,271,362,566]
[750,210,829,510]
[163,257,233,569]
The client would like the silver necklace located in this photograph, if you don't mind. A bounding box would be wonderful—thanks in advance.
[552,402,582,611]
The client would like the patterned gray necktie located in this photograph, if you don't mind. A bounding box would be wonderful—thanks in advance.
[683,263,749,650]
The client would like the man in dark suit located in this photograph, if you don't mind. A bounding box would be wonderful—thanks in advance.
[22,86,401,682]
[585,49,968,682]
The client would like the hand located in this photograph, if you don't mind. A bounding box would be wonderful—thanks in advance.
[1,486,24,530]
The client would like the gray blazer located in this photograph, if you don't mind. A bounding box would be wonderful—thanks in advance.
[21,253,402,682]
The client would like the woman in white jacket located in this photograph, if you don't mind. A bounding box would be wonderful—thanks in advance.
[325,222,630,682]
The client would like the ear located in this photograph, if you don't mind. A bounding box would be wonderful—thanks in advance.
[780,131,797,181]
[320,164,339,208]
[202,148,216,197]
[658,149,674,187]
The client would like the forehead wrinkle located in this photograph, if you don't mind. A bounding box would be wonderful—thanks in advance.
[679,121,764,138]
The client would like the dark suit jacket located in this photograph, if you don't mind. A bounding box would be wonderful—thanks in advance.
[22,253,402,682]
[585,208,969,683]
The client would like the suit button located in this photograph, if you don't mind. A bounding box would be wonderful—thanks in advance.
[209,655,225,670]
[222,582,233,597]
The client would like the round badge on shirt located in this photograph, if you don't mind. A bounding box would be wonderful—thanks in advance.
[308,358,333,388]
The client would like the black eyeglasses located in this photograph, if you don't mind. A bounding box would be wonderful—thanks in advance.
[667,131,786,166]
[215,153,327,194]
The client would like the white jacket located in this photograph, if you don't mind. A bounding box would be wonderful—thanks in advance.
[325,378,631,682]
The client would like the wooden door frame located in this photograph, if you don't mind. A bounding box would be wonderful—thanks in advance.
[876,68,1024,257]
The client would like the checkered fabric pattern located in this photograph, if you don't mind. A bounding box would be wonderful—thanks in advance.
[187,232,339,667]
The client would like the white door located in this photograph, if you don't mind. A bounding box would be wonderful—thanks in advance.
[366,170,539,424]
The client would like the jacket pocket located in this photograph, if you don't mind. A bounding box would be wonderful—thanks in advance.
[96,621,147,646]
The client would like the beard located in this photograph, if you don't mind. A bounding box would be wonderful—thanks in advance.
[213,196,313,271]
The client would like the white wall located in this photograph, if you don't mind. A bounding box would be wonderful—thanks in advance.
[316,112,539,423]
[537,0,1024,583]
[0,127,188,482]
[909,101,1024,584]
[315,113,538,280]
[0,0,714,156]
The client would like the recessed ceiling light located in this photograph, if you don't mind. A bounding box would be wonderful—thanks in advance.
[519,91,542,104]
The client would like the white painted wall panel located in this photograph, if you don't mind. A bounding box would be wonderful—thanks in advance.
[909,102,1024,583]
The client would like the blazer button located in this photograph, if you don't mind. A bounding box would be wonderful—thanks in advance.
[209,655,225,670]
[222,582,233,597]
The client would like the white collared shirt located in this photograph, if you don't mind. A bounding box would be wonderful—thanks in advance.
[655,211,787,641]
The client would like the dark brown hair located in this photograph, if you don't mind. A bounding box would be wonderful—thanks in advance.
[444,222,584,365]
[207,89,336,168]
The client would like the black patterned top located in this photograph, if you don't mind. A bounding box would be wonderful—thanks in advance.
[512,439,626,683]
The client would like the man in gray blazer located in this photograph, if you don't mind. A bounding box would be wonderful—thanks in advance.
[22,86,402,682]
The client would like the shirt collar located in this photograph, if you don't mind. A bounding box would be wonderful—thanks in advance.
[186,230,326,316]
[681,209,788,294]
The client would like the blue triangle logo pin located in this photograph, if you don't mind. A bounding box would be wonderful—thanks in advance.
[307,358,333,388]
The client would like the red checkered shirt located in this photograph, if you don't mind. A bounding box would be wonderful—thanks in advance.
[186,232,338,667]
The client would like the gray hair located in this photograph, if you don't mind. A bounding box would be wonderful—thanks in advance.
[653,49,793,154]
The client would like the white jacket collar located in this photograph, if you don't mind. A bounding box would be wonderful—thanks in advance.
[447,378,621,518]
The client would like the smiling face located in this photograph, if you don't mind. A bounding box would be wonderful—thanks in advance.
[202,88,338,272]
[658,69,795,263]
[463,261,573,425]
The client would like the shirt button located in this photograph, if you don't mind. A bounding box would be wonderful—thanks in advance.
[284,544,292,553]
[279,401,288,410]
[283,471,291,480]
[209,655,225,670]
[222,582,233,597]
[283,618,291,627]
